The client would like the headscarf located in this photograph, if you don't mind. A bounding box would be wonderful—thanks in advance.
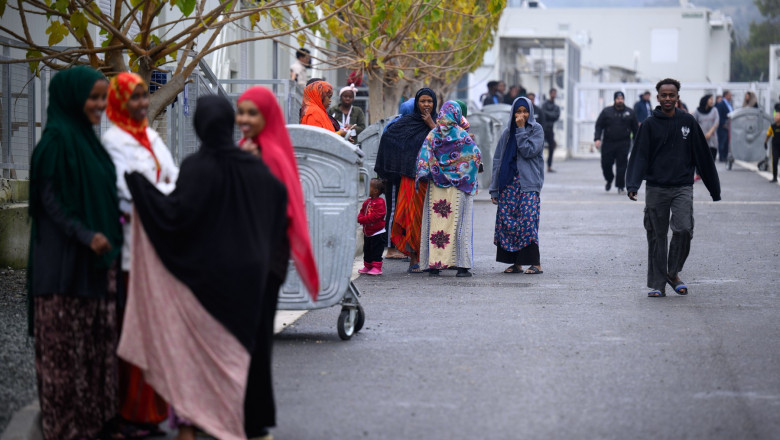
[301,81,339,132]
[374,87,438,179]
[743,91,758,108]
[238,86,319,298]
[106,72,159,182]
[29,66,122,269]
[455,100,470,131]
[383,98,416,133]
[126,94,289,350]
[455,100,468,117]
[697,94,713,114]
[416,101,481,195]
[497,96,537,191]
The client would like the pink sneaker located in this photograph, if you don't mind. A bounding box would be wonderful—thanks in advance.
[367,267,383,276]
[358,265,371,274]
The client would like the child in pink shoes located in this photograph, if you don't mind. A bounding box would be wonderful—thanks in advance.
[358,179,387,275]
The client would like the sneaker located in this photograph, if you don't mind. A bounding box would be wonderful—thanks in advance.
[617,188,625,195]
[456,268,472,277]
[693,175,701,182]
[358,266,371,274]
[428,268,440,277]
[367,267,382,276]
[605,181,612,191]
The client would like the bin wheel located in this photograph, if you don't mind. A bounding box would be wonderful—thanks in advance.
[337,308,356,340]
[355,304,365,333]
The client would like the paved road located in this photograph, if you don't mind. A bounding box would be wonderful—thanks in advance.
[270,158,780,439]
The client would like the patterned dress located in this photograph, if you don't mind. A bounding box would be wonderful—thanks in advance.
[494,176,541,265]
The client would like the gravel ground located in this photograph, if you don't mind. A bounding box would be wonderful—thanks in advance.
[0,268,37,434]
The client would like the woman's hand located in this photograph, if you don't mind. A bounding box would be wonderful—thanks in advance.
[421,111,435,129]
[90,233,112,256]
[239,139,262,158]
[491,197,498,205]
[515,112,526,128]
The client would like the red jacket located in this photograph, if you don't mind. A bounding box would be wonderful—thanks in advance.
[357,196,386,236]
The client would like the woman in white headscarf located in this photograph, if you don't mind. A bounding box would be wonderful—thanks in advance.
[329,83,366,142]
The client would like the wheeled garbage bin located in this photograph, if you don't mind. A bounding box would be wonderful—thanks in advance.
[279,125,370,340]
[727,107,773,170]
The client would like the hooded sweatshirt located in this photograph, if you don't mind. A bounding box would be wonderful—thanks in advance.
[626,107,721,201]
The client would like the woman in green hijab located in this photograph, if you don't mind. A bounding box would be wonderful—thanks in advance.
[28,66,123,440]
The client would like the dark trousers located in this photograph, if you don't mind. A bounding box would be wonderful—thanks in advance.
[772,144,780,180]
[363,232,386,263]
[643,186,694,292]
[600,141,630,189]
[717,127,729,162]
[496,243,540,266]
[544,128,556,168]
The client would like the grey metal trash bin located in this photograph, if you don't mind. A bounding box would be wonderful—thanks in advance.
[356,116,398,179]
[467,112,503,191]
[481,103,513,129]
[727,107,773,170]
[279,125,370,340]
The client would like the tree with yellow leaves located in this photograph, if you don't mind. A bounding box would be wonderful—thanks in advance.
[0,0,355,120]
[295,0,505,121]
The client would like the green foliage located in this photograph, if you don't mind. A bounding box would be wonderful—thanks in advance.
[730,3,780,81]
[26,50,42,74]
[754,0,780,18]
[174,0,196,16]
[45,20,69,46]
[70,11,88,39]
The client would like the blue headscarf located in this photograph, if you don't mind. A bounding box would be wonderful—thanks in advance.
[497,96,536,191]
[384,98,415,132]
[416,101,482,195]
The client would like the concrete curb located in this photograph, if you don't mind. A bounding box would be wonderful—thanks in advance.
[0,402,41,440]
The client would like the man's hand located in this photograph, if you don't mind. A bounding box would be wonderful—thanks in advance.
[594,140,601,150]
[491,197,498,205]
[90,233,112,256]
[627,192,638,201]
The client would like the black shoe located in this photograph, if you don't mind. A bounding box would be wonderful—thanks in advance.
[429,269,440,277]
[605,181,612,191]
[771,178,778,183]
[456,268,472,277]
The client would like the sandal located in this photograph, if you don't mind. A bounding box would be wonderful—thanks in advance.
[524,266,543,274]
[407,264,423,274]
[666,277,688,295]
[503,265,522,274]
[647,289,666,298]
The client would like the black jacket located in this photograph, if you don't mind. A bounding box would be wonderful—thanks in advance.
[541,100,559,131]
[594,105,638,144]
[626,107,720,201]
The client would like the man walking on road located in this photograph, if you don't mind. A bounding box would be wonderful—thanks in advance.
[715,90,733,162]
[633,91,652,125]
[595,91,638,194]
[541,88,560,172]
[626,78,721,298]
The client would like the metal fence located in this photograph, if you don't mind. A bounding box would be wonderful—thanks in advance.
[572,82,774,156]
[0,55,36,179]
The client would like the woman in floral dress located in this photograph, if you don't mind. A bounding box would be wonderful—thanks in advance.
[416,100,482,277]
[489,96,546,274]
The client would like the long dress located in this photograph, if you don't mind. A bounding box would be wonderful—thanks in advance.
[416,100,481,270]
[117,95,289,440]
[375,88,439,258]
[28,66,124,440]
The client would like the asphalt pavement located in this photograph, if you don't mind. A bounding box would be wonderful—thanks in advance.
[270,157,780,439]
[4,156,780,440]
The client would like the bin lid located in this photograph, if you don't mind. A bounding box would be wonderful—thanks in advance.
[287,124,364,165]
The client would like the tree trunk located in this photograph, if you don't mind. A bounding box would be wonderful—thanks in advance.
[148,74,186,121]
[367,70,386,124]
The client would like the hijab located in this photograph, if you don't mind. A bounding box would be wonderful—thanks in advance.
[29,66,122,269]
[374,87,438,179]
[126,95,289,350]
[416,101,481,195]
[497,96,537,192]
[301,81,339,132]
[697,94,713,115]
[106,72,160,181]
[237,86,320,297]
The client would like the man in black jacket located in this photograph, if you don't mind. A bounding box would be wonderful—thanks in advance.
[594,91,638,194]
[541,88,561,172]
[626,78,721,298]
